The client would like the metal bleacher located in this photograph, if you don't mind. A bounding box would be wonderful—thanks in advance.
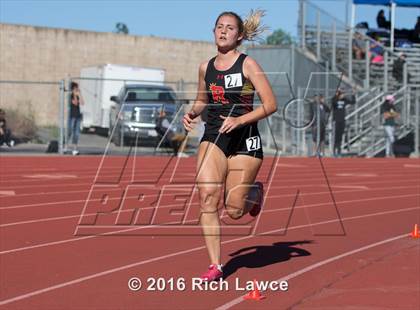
[299,0,420,157]
[395,44,420,85]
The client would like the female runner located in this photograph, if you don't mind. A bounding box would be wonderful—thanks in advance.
[183,10,277,281]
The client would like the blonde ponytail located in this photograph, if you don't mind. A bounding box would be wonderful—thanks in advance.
[242,9,269,41]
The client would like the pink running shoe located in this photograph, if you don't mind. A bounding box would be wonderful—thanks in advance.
[200,264,223,281]
[249,181,264,217]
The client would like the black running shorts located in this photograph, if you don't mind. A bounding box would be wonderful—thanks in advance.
[200,123,263,159]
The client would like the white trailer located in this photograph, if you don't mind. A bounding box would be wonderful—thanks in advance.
[79,64,165,130]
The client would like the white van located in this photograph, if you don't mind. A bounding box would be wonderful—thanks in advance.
[79,64,165,131]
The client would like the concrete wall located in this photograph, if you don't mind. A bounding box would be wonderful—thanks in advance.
[0,23,215,126]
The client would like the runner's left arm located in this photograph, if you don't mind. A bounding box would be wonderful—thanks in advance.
[237,57,277,125]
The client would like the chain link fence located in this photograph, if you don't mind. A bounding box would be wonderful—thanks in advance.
[1,65,418,157]
[0,80,64,150]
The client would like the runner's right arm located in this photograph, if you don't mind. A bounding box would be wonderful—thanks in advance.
[183,61,208,131]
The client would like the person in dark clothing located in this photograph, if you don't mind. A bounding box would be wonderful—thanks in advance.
[155,109,185,156]
[311,94,330,157]
[381,95,399,157]
[392,53,411,84]
[377,10,391,29]
[331,89,355,157]
[67,82,84,155]
[0,109,14,147]
[392,53,405,83]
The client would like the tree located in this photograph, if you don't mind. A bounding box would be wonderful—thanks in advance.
[265,29,293,45]
[115,22,129,34]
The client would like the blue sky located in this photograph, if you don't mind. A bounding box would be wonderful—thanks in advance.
[1,0,418,42]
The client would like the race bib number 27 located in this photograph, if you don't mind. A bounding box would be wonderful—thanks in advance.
[246,136,261,151]
[224,73,242,89]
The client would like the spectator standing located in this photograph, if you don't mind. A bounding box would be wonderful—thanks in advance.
[67,82,84,155]
[311,94,330,157]
[392,53,410,84]
[381,95,399,157]
[331,89,355,157]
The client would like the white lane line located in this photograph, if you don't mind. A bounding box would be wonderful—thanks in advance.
[331,185,369,190]
[2,181,418,211]
[23,174,77,179]
[336,173,377,177]
[1,170,418,190]
[1,187,418,229]
[0,164,407,179]
[1,190,418,254]
[0,206,417,306]
[215,233,412,310]
[404,164,420,168]
[1,176,417,200]
[0,158,413,176]
[0,190,15,197]
[0,168,198,180]
[276,163,307,168]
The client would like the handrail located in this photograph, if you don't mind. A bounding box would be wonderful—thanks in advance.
[347,126,371,145]
[356,86,379,102]
[358,87,405,121]
[346,91,384,120]
[342,85,408,155]
[360,124,412,157]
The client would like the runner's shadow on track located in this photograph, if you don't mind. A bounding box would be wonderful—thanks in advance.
[223,240,313,279]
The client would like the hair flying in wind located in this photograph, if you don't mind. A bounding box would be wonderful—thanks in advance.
[215,9,268,45]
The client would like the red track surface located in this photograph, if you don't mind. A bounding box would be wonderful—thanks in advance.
[0,156,419,309]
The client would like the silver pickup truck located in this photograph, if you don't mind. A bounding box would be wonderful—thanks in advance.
[109,84,183,146]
